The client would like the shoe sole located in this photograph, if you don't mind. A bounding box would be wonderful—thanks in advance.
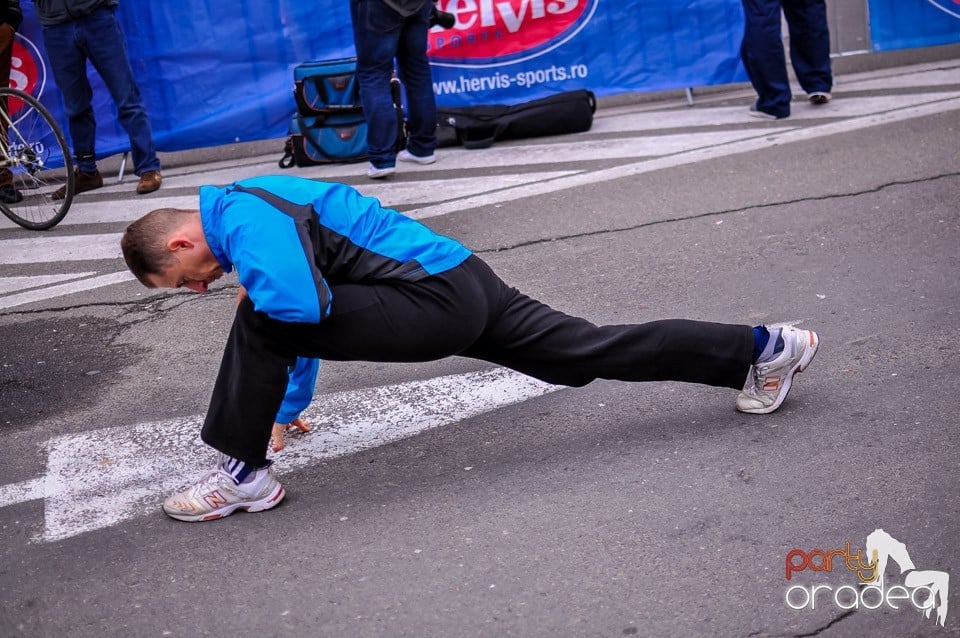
[739,330,820,415]
[163,483,286,523]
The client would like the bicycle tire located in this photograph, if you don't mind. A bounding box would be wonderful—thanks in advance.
[0,87,74,230]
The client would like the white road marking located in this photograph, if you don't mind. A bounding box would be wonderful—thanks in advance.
[0,273,95,295]
[20,172,581,228]
[0,233,122,264]
[592,92,960,133]
[8,126,790,201]
[3,92,959,307]
[0,271,134,310]
[409,95,960,221]
[839,68,960,92]
[0,367,561,542]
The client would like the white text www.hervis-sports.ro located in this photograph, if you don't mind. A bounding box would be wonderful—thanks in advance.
[433,63,589,96]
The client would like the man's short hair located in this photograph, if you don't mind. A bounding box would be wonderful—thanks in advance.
[121,208,195,287]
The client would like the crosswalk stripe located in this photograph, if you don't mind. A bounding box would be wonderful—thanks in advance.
[592,92,960,133]
[0,367,560,541]
[0,271,134,310]
[409,95,960,220]
[0,272,95,295]
[2,90,959,308]
[23,171,580,228]
[0,233,122,264]
[839,68,960,92]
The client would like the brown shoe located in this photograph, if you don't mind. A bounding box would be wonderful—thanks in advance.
[53,169,103,200]
[136,170,162,195]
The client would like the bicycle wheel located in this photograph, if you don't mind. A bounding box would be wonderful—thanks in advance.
[0,87,74,230]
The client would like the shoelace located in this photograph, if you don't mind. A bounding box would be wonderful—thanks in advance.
[185,468,229,497]
[747,366,765,396]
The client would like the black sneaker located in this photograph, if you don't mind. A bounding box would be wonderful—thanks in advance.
[0,184,23,204]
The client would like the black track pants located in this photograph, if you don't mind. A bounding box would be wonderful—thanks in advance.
[201,256,755,465]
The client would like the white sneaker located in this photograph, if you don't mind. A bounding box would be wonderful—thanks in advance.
[398,149,436,165]
[163,466,285,522]
[808,92,832,105]
[367,164,395,179]
[736,326,819,414]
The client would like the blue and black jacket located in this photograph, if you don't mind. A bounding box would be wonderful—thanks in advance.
[199,175,472,324]
[200,176,471,424]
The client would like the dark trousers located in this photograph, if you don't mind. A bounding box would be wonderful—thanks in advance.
[201,256,755,466]
[350,0,437,167]
[41,6,160,175]
[740,0,832,118]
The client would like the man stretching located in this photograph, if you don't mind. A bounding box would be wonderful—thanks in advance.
[120,175,819,522]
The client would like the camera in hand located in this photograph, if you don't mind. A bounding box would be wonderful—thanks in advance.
[430,5,456,29]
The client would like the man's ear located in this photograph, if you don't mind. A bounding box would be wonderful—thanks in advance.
[166,233,194,252]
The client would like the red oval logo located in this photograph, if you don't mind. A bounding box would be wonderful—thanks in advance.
[8,34,46,117]
[428,0,593,62]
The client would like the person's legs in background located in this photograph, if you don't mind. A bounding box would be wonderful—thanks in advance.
[783,0,833,104]
[396,1,437,162]
[79,6,162,194]
[740,0,792,119]
[41,19,104,198]
[351,0,403,177]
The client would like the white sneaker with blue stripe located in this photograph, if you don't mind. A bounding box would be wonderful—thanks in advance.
[736,325,820,414]
[162,463,285,522]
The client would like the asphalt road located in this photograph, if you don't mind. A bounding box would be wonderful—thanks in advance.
[0,60,958,637]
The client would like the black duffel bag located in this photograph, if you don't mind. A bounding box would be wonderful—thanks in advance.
[436,89,596,150]
[279,113,369,167]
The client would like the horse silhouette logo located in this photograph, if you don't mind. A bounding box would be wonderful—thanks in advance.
[785,528,949,627]
[866,528,949,627]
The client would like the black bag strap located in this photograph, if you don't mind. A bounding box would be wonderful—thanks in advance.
[461,124,506,150]
[306,73,357,105]
[279,138,296,169]
[297,115,368,162]
[298,115,337,161]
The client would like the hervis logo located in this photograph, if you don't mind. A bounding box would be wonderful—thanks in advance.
[8,33,47,121]
[428,0,599,68]
[925,0,960,19]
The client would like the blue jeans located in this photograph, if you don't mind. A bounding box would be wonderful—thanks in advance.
[41,6,160,175]
[740,0,833,118]
[350,0,436,168]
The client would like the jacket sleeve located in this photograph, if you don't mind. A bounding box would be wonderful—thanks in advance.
[224,207,332,323]
[275,357,320,424]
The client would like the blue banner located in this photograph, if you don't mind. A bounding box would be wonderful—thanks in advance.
[13,1,957,163]
[13,1,750,160]
[426,0,746,105]
[868,0,960,51]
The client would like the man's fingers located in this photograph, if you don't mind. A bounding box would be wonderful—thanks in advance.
[271,423,285,452]
[287,417,312,433]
